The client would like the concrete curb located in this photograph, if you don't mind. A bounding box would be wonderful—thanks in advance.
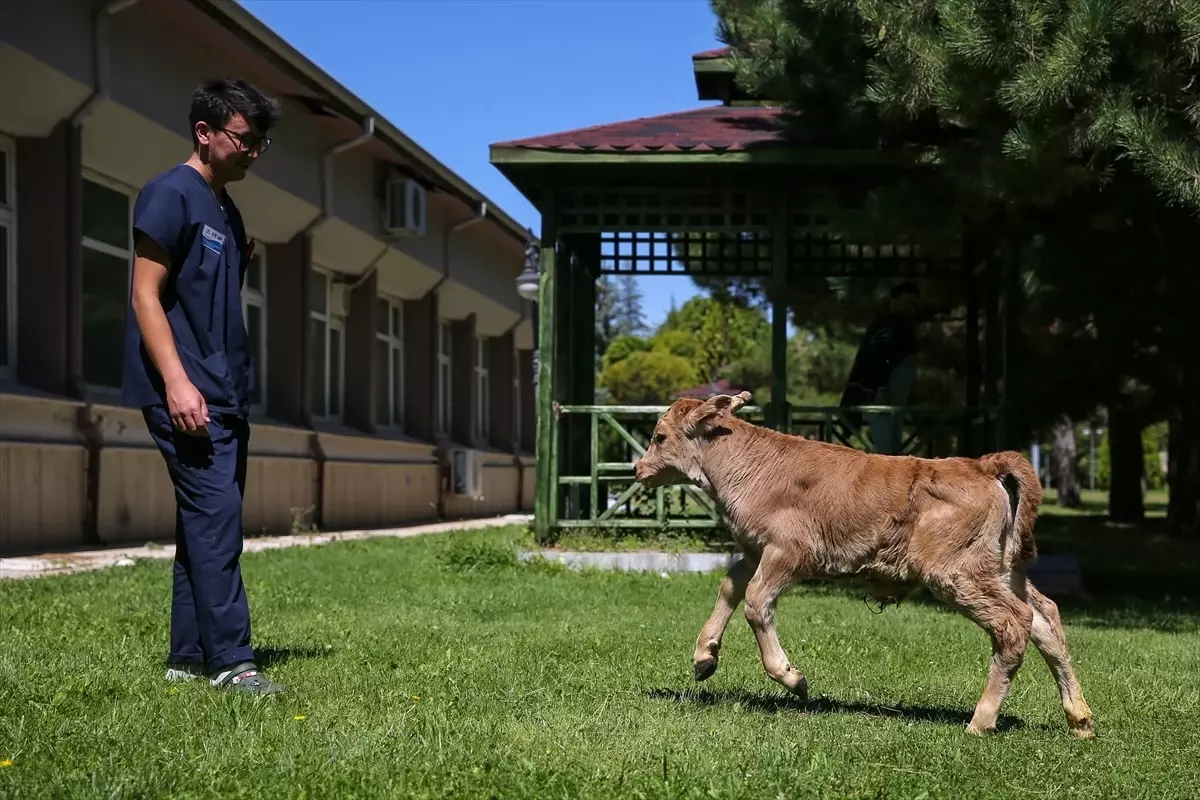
[516,549,1088,597]
[0,514,533,581]
[519,549,741,574]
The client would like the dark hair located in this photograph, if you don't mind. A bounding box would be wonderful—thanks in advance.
[890,281,921,299]
[189,78,282,148]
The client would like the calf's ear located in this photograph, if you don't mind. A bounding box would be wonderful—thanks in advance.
[684,392,751,436]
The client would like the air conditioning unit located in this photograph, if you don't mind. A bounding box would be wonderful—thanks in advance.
[328,282,349,317]
[382,175,427,237]
[448,448,484,498]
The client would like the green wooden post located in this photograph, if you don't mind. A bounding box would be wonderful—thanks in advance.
[560,234,598,520]
[556,239,576,519]
[769,193,789,430]
[533,207,558,543]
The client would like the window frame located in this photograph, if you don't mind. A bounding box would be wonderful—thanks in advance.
[375,294,404,429]
[240,245,267,415]
[436,319,452,437]
[310,266,346,422]
[81,170,135,393]
[0,133,16,378]
[475,334,490,442]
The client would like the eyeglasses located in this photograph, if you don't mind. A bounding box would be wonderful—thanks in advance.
[217,126,272,155]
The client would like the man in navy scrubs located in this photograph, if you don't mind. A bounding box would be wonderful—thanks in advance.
[123,79,284,695]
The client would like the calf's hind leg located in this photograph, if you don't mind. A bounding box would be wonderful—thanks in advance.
[743,547,808,700]
[1027,583,1095,738]
[942,576,1033,735]
[693,555,758,681]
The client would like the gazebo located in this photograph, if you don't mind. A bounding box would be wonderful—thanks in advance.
[492,48,1017,541]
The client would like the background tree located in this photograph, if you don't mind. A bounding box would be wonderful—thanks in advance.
[708,0,1200,535]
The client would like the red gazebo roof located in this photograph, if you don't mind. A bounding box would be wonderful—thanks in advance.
[490,105,790,154]
[691,47,731,60]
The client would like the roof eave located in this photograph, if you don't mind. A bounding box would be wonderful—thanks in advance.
[193,0,536,245]
[489,146,915,167]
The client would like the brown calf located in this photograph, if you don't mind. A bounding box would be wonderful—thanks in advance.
[633,391,1094,738]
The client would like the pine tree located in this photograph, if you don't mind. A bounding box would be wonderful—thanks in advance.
[594,276,618,366]
[613,275,648,338]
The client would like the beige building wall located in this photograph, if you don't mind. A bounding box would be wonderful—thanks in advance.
[0,0,537,555]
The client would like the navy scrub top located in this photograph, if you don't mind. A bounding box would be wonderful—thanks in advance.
[121,163,255,417]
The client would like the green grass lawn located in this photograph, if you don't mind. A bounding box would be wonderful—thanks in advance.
[3,524,1199,799]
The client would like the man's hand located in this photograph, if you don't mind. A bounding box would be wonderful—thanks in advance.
[166,377,210,436]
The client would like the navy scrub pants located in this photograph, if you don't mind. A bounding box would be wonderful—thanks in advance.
[143,404,255,675]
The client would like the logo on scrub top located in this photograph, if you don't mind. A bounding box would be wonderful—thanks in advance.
[201,224,226,255]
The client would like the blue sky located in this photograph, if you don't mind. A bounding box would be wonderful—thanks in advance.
[239,0,725,329]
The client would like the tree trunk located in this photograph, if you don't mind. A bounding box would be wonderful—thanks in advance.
[1051,416,1082,508]
[1167,400,1200,539]
[1107,409,1145,523]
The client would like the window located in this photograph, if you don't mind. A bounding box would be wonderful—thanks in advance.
[310,268,344,420]
[241,248,266,411]
[475,335,490,441]
[436,320,451,437]
[81,174,133,389]
[0,135,14,377]
[375,296,404,428]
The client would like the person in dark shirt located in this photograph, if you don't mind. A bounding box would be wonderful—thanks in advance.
[838,282,923,454]
[123,79,283,694]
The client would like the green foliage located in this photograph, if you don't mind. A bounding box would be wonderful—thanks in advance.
[599,348,698,406]
[660,295,771,384]
[600,334,651,372]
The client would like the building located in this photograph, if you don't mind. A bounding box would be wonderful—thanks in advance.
[0,0,536,555]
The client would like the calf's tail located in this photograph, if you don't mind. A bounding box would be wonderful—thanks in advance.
[979,450,1042,568]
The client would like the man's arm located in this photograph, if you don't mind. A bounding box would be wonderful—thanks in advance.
[130,233,209,434]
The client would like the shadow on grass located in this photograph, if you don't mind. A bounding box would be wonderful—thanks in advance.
[252,645,333,669]
[646,687,1035,732]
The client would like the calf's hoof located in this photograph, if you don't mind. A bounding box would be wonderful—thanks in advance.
[786,674,809,703]
[1069,717,1096,739]
[693,657,718,682]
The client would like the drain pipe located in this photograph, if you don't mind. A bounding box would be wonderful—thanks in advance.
[303,115,376,532]
[68,0,141,548]
[302,115,377,238]
[443,201,488,278]
[69,0,142,126]
[346,242,390,291]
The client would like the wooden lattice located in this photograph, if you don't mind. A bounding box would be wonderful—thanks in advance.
[557,182,962,278]
[599,231,773,276]
[558,184,773,234]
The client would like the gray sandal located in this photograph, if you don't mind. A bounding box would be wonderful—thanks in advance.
[212,662,285,695]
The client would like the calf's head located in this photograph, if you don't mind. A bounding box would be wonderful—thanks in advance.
[633,391,751,488]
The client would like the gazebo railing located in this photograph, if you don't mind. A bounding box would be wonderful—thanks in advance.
[546,403,1000,531]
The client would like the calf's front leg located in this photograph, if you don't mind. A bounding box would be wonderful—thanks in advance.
[693,555,758,681]
[744,547,808,700]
